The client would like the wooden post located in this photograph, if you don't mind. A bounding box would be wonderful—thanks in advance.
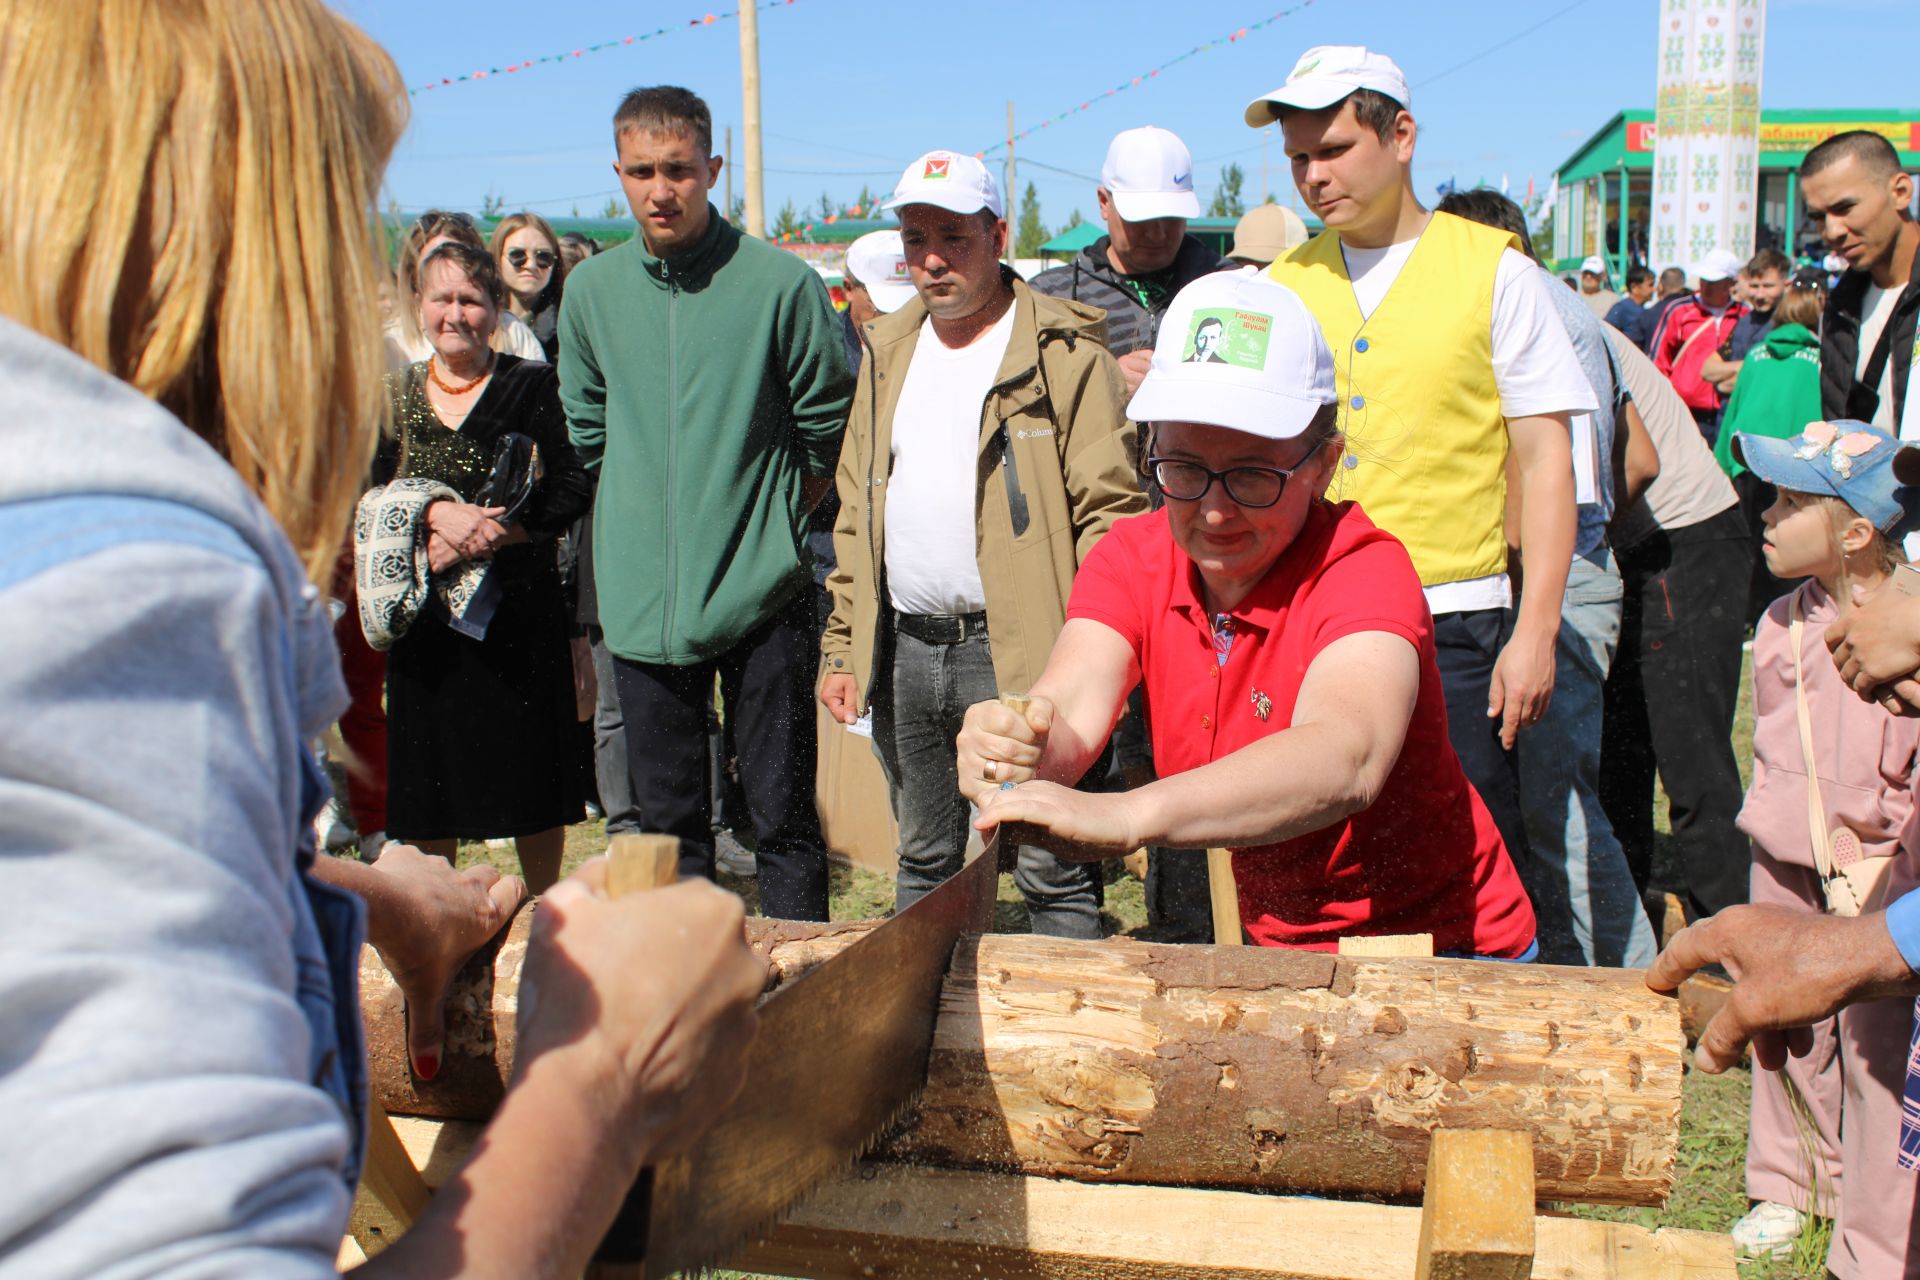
[1204,848,1241,945]
[1414,1130,1535,1280]
[1005,101,1017,266]
[738,0,765,238]
[724,124,733,222]
[608,833,681,896]
[348,1097,432,1256]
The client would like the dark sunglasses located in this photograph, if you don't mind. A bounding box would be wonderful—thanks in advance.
[506,247,557,270]
[413,210,475,236]
[1145,439,1324,509]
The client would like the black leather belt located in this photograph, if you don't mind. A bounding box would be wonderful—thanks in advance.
[893,610,989,645]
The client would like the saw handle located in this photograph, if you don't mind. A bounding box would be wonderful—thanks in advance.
[587,834,680,1278]
[992,694,1035,871]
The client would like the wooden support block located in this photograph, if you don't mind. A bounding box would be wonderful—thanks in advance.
[1338,933,1436,957]
[348,1098,432,1257]
[1206,847,1242,945]
[608,833,680,896]
[1415,1130,1535,1280]
[382,1123,1734,1280]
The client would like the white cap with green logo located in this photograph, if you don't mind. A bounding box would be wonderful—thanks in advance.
[1126,271,1337,441]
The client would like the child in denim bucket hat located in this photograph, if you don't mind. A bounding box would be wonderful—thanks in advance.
[1726,419,1920,1271]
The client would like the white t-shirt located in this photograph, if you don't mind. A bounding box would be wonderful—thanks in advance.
[1339,234,1598,613]
[883,306,1018,616]
[1859,283,1899,431]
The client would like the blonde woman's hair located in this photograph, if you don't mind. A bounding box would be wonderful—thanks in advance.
[0,0,407,580]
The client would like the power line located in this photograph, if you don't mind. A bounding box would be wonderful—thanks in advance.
[1416,0,1595,88]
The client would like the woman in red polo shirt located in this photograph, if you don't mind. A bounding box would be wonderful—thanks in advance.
[960,272,1536,957]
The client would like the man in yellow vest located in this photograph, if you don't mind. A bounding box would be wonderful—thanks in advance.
[1249,46,1594,872]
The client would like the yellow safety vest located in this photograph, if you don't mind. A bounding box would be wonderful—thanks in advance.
[1267,211,1518,588]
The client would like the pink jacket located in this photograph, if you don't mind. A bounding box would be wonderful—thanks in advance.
[1739,580,1920,876]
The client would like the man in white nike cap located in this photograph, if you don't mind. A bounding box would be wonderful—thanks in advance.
[1246,45,1595,903]
[957,270,1539,960]
[821,150,1142,938]
[1029,125,1232,395]
[1028,124,1235,942]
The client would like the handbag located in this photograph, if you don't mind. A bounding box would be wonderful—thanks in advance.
[475,431,543,526]
[1790,591,1895,915]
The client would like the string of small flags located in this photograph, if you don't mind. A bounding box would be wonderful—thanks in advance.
[411,0,797,97]
[976,0,1323,158]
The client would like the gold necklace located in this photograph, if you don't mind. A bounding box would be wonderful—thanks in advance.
[428,352,493,395]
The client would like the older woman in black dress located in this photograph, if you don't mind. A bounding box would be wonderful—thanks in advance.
[378,241,590,892]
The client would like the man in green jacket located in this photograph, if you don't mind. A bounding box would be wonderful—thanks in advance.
[819,150,1144,935]
[560,86,853,920]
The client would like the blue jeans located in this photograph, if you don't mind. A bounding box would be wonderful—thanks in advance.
[872,627,1103,938]
[1517,550,1659,968]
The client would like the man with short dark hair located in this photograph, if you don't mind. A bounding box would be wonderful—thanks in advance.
[820,151,1144,935]
[1606,265,1657,349]
[1249,45,1594,885]
[1643,265,1690,352]
[1701,247,1792,398]
[1801,130,1919,430]
[560,86,853,919]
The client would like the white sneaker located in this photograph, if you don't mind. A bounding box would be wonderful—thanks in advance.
[313,799,355,851]
[1730,1200,1805,1259]
[358,830,390,861]
[714,829,758,878]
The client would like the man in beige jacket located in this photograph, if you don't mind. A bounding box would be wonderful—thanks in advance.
[820,150,1144,936]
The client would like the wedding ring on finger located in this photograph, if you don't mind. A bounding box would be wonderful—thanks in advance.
[985,760,998,783]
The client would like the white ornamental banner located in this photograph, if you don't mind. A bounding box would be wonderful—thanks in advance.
[1650,0,1765,273]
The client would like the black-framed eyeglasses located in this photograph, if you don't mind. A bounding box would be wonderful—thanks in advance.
[1145,439,1324,509]
[506,247,557,270]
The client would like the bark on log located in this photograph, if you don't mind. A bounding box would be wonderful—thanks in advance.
[359,909,872,1120]
[362,921,1680,1206]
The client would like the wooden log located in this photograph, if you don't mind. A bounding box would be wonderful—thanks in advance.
[365,928,1681,1206]
[885,936,1680,1206]
[359,910,874,1120]
[381,1120,1736,1280]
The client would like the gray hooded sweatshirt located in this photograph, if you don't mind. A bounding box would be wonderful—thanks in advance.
[0,316,355,1277]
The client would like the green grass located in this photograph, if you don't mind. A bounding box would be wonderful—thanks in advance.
[449,654,1830,1278]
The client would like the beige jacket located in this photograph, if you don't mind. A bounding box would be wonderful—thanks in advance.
[822,275,1144,711]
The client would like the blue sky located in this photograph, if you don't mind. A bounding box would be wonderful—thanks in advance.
[335,0,1918,234]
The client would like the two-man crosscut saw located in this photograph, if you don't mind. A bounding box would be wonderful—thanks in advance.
[591,828,1002,1277]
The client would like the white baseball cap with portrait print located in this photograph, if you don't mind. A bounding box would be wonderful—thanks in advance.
[1243,45,1411,126]
[1126,272,1337,441]
[883,150,1004,218]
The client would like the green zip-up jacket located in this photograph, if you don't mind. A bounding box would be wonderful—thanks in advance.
[559,207,854,664]
[1714,322,1823,479]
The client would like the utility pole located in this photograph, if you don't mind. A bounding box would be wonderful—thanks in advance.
[724,125,733,222]
[739,0,765,238]
[1005,101,1016,265]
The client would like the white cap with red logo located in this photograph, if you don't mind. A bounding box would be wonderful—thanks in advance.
[844,230,916,313]
[1244,45,1411,126]
[883,150,1004,219]
[1100,126,1202,222]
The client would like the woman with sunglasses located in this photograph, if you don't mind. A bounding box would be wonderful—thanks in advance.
[958,273,1537,957]
[491,212,569,362]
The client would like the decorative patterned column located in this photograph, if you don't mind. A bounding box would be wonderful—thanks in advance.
[1650,0,1765,271]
